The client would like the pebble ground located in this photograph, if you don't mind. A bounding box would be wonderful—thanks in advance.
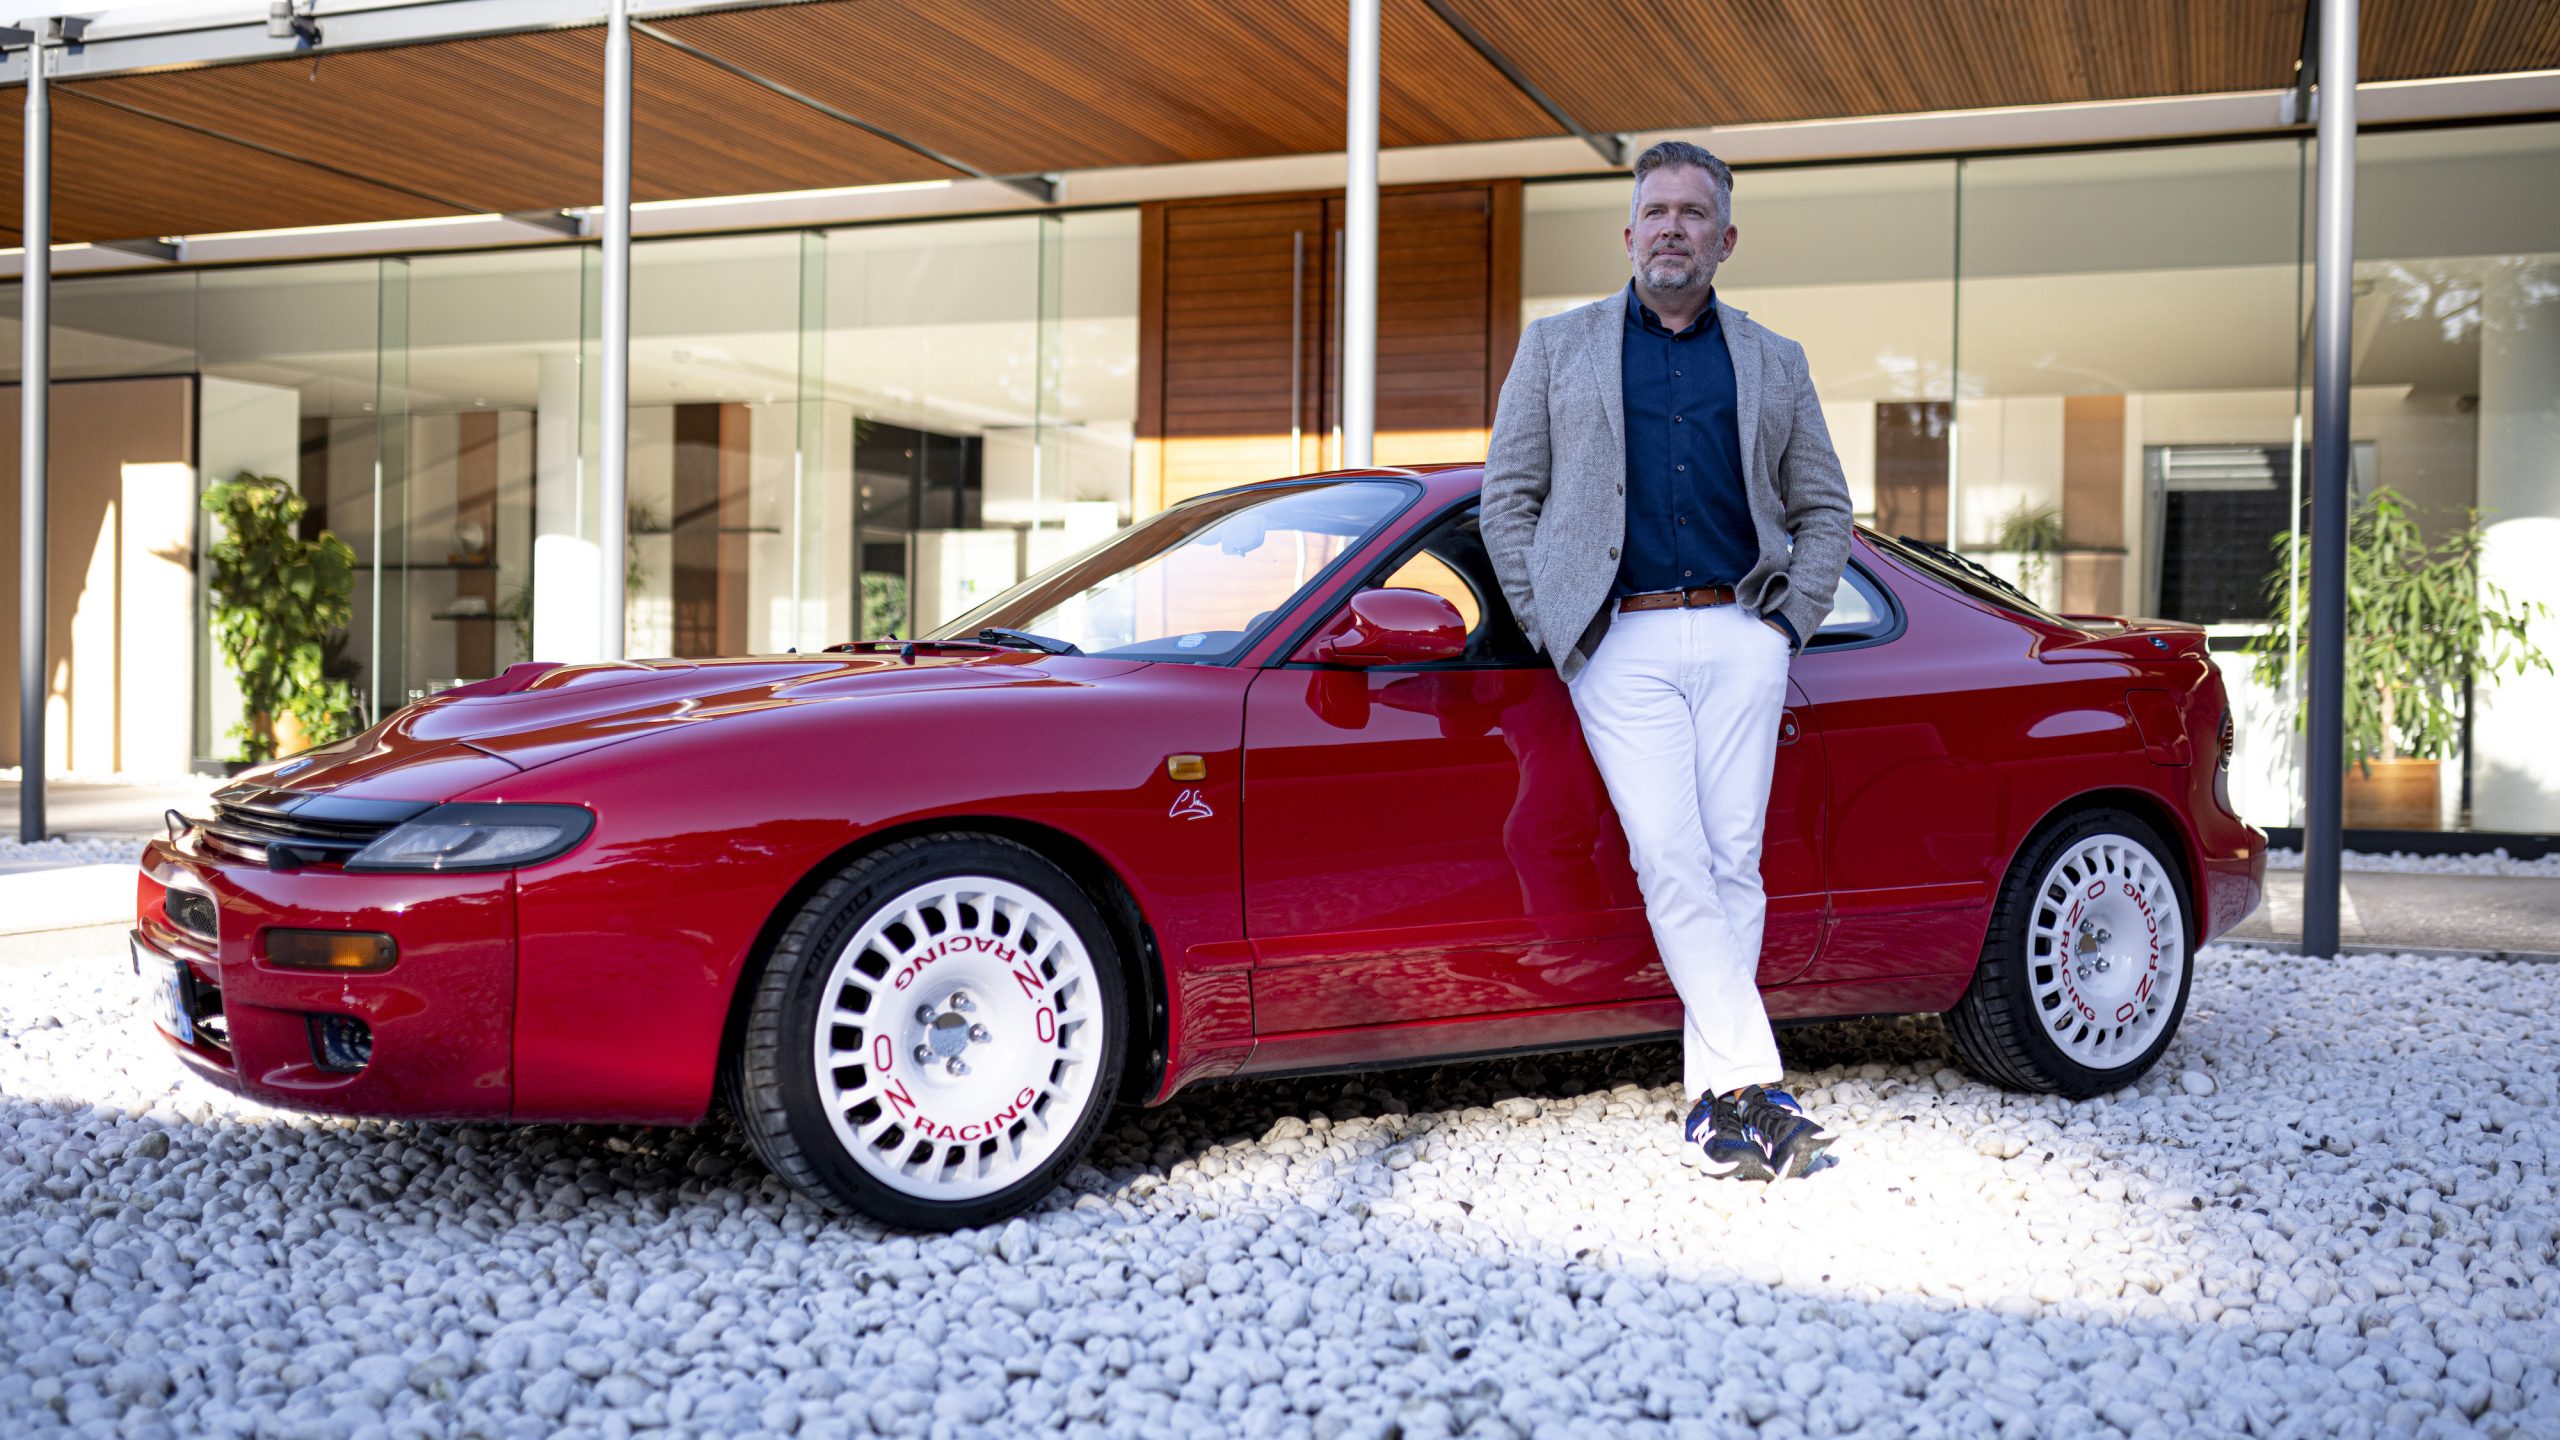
[2,936,2553,1439]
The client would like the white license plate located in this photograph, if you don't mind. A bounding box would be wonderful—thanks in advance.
[133,941,195,1046]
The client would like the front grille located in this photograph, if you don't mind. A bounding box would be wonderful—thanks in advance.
[199,786,434,871]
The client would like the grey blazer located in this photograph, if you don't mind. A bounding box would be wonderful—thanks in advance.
[1482,291,1855,683]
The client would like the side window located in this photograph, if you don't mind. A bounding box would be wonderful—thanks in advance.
[1809,561,1900,648]
[1362,504,1541,666]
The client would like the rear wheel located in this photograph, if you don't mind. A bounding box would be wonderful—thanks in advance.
[1948,808,2194,1098]
[728,834,1125,1229]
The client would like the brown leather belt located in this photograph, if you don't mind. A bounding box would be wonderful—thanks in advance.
[1617,585,1738,613]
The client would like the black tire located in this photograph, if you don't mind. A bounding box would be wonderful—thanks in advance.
[1947,807,2197,1099]
[727,833,1127,1230]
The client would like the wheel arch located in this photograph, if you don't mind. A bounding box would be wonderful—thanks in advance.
[715,814,1170,1122]
[2008,785,2203,946]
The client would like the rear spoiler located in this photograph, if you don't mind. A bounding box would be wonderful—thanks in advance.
[2039,620,2209,662]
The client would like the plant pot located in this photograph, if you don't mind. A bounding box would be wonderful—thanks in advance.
[273,711,313,758]
[2343,758,2441,830]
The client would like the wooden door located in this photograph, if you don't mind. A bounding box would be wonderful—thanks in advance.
[1138,182,1520,515]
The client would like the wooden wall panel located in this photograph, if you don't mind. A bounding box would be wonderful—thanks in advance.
[1320,186,1495,470]
[1487,179,1524,426]
[1143,184,1521,511]
[1135,205,1169,518]
[1155,197,1325,509]
[670,402,752,657]
[1874,401,1951,545]
[453,412,501,679]
[2062,394,2128,551]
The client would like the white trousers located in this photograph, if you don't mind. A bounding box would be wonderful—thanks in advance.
[1566,602,1790,1099]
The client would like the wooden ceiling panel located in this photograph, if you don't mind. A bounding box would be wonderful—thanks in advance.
[2363,0,2560,81]
[653,0,1562,176]
[1434,0,2302,133]
[58,26,955,226]
[0,93,463,243]
[0,0,2546,247]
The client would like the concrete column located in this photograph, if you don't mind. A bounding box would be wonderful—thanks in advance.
[531,351,599,661]
[2471,262,2560,832]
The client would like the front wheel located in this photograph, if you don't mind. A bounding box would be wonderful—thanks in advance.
[728,834,1126,1229]
[1947,808,2194,1098]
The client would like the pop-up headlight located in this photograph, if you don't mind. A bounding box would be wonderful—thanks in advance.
[345,803,594,873]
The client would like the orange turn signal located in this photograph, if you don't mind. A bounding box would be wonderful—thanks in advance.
[265,929,399,972]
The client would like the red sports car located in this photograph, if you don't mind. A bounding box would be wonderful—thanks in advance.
[135,466,2262,1228]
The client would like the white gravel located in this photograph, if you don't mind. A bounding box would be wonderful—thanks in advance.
[0,838,146,870]
[3,938,2555,1439]
[2264,847,2560,879]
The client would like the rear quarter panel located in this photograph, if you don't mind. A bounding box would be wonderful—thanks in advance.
[1794,548,2239,1001]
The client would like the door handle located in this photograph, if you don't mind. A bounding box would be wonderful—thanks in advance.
[1779,710,1802,746]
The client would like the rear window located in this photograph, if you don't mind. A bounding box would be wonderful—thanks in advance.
[1867,533,2090,630]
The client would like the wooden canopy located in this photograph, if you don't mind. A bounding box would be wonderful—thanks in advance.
[0,0,2551,247]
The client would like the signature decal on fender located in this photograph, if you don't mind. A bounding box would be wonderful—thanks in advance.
[1168,788,1214,821]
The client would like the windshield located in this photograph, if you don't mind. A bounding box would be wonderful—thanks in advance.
[931,480,1412,662]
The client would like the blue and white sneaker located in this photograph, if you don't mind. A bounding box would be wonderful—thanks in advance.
[1733,1084,1833,1179]
[1682,1091,1777,1181]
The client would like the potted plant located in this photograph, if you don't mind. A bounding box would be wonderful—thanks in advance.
[2251,487,2551,828]
[202,474,365,765]
[1989,501,2065,609]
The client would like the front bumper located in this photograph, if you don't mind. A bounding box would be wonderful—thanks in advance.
[136,837,518,1119]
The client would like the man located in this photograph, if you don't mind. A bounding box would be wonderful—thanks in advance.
[1483,141,1855,1182]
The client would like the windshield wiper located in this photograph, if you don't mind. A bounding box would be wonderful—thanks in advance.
[1894,535,2035,606]
[974,627,1083,656]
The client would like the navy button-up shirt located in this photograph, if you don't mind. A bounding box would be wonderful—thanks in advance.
[1616,283,1763,616]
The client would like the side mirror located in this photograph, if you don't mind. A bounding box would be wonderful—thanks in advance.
[1298,588,1468,667]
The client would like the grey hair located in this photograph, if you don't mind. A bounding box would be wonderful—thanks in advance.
[1629,140,1734,227]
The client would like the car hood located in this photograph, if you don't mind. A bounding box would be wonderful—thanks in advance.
[234,650,1149,791]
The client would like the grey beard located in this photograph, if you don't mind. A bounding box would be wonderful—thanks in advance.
[1640,253,1717,296]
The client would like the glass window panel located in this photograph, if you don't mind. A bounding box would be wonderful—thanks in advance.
[2353,122,2560,832]
[401,248,582,689]
[619,232,805,659]
[48,271,200,380]
[828,216,1050,639]
[1956,139,2309,622]
[1526,162,1957,533]
[195,260,382,763]
[1955,140,2311,833]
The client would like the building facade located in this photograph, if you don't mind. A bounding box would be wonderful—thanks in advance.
[2,109,2555,835]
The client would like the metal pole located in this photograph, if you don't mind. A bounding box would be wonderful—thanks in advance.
[2302,0,2357,957]
[598,0,632,659]
[1342,0,1378,469]
[18,34,49,842]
